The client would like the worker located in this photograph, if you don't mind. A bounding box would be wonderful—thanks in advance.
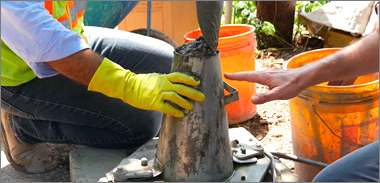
[225,3,379,182]
[1,1,205,173]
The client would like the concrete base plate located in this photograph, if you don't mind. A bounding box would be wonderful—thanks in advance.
[70,128,300,182]
[70,148,134,182]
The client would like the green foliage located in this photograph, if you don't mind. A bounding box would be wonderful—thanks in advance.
[294,1,328,39]
[231,1,277,49]
[304,1,327,13]
[261,21,276,36]
[226,1,328,49]
[232,1,257,25]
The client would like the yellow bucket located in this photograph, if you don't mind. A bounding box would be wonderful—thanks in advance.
[286,48,379,181]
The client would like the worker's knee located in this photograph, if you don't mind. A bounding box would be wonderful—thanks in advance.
[120,110,162,147]
[152,45,173,74]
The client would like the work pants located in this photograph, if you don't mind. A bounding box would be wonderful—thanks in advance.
[313,141,379,182]
[1,26,174,148]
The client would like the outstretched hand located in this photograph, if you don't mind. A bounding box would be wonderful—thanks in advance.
[224,69,307,104]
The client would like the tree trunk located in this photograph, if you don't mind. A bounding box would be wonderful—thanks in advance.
[224,1,233,24]
[257,1,296,44]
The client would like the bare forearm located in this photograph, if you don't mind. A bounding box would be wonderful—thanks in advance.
[300,31,379,87]
[46,49,103,85]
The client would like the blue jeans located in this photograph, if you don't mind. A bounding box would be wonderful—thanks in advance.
[313,141,379,182]
[1,26,174,149]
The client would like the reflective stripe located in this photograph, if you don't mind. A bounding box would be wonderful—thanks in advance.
[44,1,67,22]
[71,9,85,29]
[56,10,69,22]
[65,4,73,30]
[44,1,82,24]
[44,1,86,30]
[68,1,86,29]
[55,1,73,22]
[42,1,87,35]
[44,1,87,38]
[43,1,86,33]
[77,9,85,18]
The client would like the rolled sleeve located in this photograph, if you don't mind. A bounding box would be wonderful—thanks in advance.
[1,1,89,78]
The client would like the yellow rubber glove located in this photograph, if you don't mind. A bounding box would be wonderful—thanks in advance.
[88,58,205,118]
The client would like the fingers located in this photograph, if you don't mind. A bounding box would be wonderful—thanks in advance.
[162,92,194,111]
[166,72,205,102]
[158,91,197,118]
[167,72,200,86]
[252,93,273,104]
[251,88,282,104]
[158,90,207,118]
[157,102,185,118]
[251,87,299,104]
[172,84,205,102]
[224,71,265,83]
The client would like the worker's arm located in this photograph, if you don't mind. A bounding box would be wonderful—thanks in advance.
[305,31,379,86]
[46,50,205,118]
[1,1,89,78]
[2,1,205,117]
[45,49,101,85]
[225,30,379,104]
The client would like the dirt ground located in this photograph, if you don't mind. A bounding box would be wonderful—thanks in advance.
[1,48,306,182]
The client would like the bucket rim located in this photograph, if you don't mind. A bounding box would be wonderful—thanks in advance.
[284,48,379,89]
[184,24,256,42]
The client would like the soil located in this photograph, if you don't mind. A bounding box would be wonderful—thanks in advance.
[1,48,309,182]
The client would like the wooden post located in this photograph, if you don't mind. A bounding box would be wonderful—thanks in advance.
[257,1,296,44]
[224,1,232,24]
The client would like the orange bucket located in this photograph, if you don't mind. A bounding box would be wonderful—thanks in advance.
[184,24,257,124]
[286,48,379,181]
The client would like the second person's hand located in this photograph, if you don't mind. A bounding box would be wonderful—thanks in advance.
[224,69,307,104]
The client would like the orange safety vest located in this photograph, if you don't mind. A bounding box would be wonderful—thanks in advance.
[44,1,87,42]
[1,1,88,86]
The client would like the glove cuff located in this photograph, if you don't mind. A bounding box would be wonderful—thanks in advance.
[88,57,134,101]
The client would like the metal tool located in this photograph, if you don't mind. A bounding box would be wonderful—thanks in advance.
[196,1,224,53]
[231,139,265,164]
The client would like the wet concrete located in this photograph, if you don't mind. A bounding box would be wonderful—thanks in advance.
[174,37,216,58]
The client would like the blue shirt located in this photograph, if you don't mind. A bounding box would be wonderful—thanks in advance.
[1,1,89,78]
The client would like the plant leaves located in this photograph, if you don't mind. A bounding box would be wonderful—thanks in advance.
[241,9,250,16]
[235,1,246,10]
[262,21,276,36]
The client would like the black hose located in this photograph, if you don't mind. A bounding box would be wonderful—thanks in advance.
[265,150,278,182]
[270,152,329,168]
